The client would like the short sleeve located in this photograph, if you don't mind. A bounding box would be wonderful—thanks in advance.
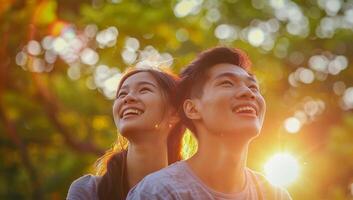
[66,175,98,200]
[252,171,292,200]
[126,175,176,200]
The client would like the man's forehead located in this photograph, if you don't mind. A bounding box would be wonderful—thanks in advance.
[208,63,257,82]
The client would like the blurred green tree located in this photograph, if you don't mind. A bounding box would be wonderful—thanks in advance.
[0,0,352,199]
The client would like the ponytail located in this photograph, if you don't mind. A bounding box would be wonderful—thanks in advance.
[97,150,129,200]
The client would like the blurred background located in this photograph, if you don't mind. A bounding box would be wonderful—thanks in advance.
[1,0,353,199]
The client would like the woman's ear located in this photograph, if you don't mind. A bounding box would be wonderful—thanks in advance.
[168,111,180,126]
[183,99,201,120]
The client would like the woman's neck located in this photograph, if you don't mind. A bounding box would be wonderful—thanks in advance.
[126,140,168,188]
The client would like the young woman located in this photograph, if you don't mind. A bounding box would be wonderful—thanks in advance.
[67,68,185,200]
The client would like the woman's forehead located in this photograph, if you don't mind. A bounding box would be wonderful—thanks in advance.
[120,71,158,89]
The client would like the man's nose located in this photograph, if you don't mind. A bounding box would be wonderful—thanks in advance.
[236,86,256,100]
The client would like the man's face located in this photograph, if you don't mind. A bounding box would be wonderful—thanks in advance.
[193,63,266,139]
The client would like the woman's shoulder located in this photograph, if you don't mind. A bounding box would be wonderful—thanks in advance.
[67,174,102,200]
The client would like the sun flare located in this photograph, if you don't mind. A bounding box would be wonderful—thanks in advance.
[264,153,300,187]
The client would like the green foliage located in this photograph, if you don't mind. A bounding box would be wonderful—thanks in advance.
[1,0,353,199]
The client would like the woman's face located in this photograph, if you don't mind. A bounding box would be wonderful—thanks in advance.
[113,72,171,138]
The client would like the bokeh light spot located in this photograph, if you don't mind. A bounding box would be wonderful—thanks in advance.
[215,24,237,41]
[343,87,353,109]
[299,68,314,84]
[125,37,140,51]
[16,52,28,67]
[333,81,346,95]
[284,117,301,133]
[27,40,42,56]
[247,27,265,46]
[53,37,68,54]
[80,48,99,65]
[174,0,202,18]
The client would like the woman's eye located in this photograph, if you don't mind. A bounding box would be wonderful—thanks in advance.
[117,92,127,98]
[219,80,233,87]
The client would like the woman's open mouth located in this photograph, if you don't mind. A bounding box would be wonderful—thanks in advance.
[121,108,144,119]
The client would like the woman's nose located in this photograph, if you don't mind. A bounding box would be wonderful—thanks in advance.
[123,92,138,104]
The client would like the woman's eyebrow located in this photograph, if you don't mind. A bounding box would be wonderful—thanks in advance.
[120,81,157,91]
[137,81,157,88]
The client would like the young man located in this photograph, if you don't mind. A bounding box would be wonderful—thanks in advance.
[127,47,292,199]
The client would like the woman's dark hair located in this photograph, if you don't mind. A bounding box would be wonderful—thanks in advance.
[96,68,185,200]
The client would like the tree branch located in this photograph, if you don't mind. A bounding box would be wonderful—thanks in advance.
[31,74,104,156]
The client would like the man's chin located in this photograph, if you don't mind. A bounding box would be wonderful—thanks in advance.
[228,126,261,139]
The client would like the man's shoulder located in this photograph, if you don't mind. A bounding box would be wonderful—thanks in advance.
[67,174,101,200]
[127,161,191,199]
[140,161,187,185]
[247,169,292,200]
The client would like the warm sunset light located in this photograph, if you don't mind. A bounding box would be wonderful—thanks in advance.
[264,153,300,187]
[6,1,353,198]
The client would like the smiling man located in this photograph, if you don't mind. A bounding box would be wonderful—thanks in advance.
[127,47,292,199]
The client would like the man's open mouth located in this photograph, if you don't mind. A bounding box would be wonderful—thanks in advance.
[233,105,257,116]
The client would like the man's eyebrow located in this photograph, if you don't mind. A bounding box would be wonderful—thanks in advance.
[247,73,258,83]
[215,72,258,83]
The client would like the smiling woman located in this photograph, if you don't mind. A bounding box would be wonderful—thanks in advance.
[66,68,185,200]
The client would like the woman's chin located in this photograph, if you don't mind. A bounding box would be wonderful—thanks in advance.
[118,124,153,138]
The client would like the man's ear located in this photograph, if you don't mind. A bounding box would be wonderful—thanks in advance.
[183,99,201,120]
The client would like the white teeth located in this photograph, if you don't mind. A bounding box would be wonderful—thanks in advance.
[234,106,256,114]
[123,108,142,117]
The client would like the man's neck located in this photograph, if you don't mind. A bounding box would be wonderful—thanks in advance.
[187,132,250,194]
[126,141,168,188]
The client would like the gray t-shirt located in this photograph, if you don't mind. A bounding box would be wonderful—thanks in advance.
[66,174,101,200]
[127,161,292,200]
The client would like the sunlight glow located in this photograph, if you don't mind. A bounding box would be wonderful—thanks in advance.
[264,153,300,187]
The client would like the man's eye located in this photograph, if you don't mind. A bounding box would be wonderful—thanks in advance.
[140,87,152,93]
[249,85,259,91]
